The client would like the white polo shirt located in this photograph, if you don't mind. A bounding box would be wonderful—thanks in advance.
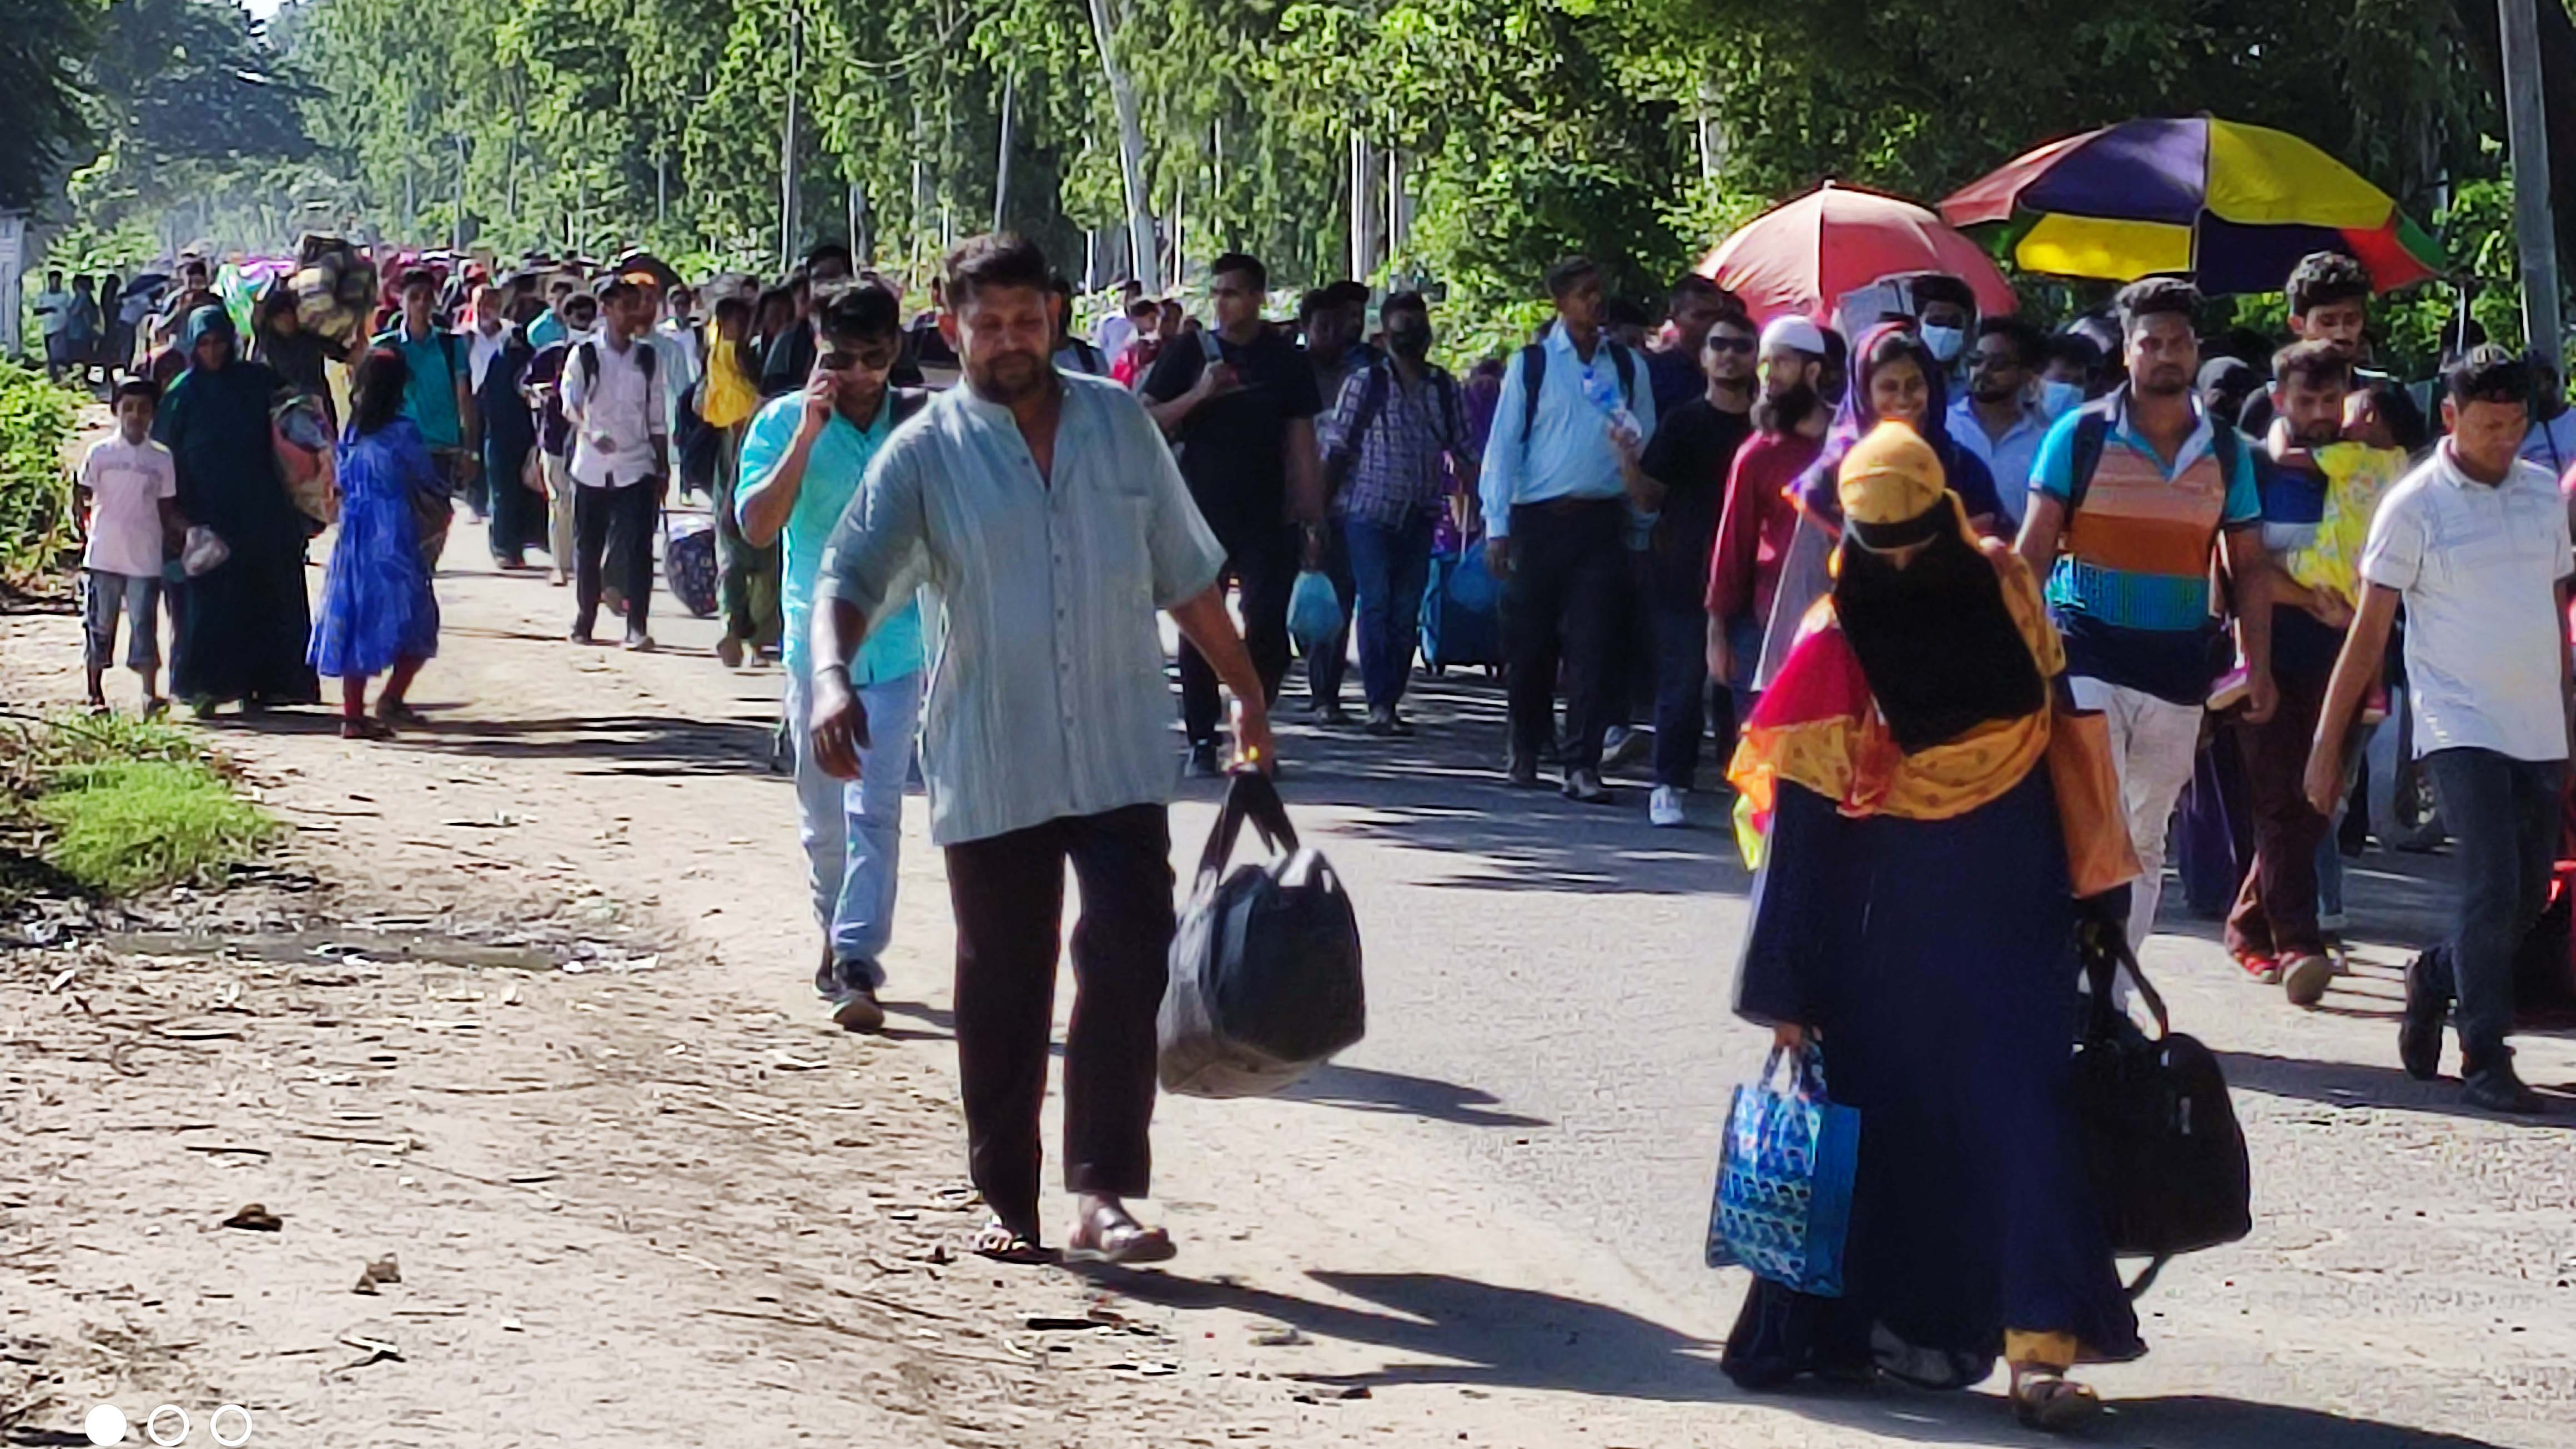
[2361,444,2574,762]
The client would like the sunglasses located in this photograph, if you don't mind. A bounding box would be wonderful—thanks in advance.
[818,346,898,373]
[1703,335,1755,355]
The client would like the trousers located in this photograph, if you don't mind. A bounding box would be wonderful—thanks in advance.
[1502,497,1625,773]
[784,658,923,984]
[1179,527,1294,746]
[943,804,1175,1236]
[2225,662,2333,959]
[2068,676,2204,949]
[572,481,657,637]
[2421,748,2563,1070]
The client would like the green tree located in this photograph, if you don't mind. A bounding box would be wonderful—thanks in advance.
[1,0,103,213]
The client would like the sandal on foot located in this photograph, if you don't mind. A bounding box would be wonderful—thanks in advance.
[377,701,430,728]
[2010,1370,2102,1432]
[970,1217,1054,1266]
[341,717,396,741]
[1064,1204,1175,1267]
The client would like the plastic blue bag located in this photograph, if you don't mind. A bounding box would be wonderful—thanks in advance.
[1287,568,1345,656]
[1705,1043,1861,1296]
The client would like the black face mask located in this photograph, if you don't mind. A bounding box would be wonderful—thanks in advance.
[1387,328,1431,361]
[1832,504,2045,753]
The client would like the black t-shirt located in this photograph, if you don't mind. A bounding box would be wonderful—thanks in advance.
[1142,327,1322,545]
[1639,397,1754,605]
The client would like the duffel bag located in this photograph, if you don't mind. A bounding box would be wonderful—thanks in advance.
[1159,772,1365,1098]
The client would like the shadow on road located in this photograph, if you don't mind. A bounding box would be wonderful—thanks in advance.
[395,712,783,778]
[1281,1062,1552,1128]
[2219,1049,2575,1129]
[1099,1267,2514,1448]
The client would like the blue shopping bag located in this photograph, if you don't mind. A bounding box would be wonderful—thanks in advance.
[1704,1042,1861,1297]
[1287,568,1345,656]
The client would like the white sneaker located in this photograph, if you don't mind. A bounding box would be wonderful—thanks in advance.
[1649,786,1686,828]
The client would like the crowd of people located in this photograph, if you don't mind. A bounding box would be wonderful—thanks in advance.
[53,216,2576,1432]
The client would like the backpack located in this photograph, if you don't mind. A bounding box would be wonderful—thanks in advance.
[1324,360,1462,492]
[1520,336,1637,455]
[2061,389,2242,514]
[576,335,658,393]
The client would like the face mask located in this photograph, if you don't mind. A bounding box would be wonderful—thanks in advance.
[2039,379,2084,419]
[1388,329,1431,361]
[1920,324,1965,364]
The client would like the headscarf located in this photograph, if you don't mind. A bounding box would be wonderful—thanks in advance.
[1792,321,2000,529]
[184,304,234,355]
[1831,425,2046,752]
[1728,422,2062,856]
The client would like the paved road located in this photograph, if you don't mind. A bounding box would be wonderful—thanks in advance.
[1188,639,2576,1447]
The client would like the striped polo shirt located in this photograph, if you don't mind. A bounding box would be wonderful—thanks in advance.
[2032,391,2262,703]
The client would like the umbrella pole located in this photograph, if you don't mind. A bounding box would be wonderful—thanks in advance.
[2502,0,2563,373]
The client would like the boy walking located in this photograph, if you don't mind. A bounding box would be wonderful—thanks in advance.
[77,380,181,713]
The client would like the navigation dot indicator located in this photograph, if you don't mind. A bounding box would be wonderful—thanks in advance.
[82,1404,126,1446]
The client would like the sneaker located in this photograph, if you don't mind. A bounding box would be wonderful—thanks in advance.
[2398,950,2448,1081]
[1309,701,1352,726]
[2461,1061,2545,1115]
[1562,768,1608,804]
[2206,665,2251,711]
[2280,953,2334,1008]
[716,633,746,670]
[1386,712,1415,737]
[1363,709,1397,737]
[1603,726,1652,772]
[1184,742,1223,779]
[567,627,597,646]
[2233,952,2281,985]
[2317,910,2351,934]
[1506,752,1541,789]
[1649,785,1687,828]
[623,632,657,653]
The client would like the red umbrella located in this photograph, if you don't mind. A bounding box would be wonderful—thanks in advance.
[1698,181,2017,325]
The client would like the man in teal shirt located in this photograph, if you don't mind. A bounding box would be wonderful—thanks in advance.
[373,268,479,540]
[736,280,923,1032]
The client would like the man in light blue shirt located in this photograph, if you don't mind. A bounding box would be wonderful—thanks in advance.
[1475,255,1657,802]
[739,281,924,1032]
[1948,316,2052,527]
[809,234,1269,1269]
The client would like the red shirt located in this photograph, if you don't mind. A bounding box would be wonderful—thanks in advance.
[1707,429,1825,623]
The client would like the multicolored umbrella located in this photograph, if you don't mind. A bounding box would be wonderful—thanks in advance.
[1697,182,2019,326]
[1939,117,2442,295]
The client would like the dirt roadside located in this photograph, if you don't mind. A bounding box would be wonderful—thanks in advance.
[0,540,1817,1449]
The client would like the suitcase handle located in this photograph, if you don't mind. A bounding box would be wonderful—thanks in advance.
[1194,771,1300,890]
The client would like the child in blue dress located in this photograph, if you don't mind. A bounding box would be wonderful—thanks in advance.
[309,346,441,739]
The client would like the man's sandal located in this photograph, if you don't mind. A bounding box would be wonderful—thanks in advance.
[970,1217,1054,1266]
[1063,1204,1175,1267]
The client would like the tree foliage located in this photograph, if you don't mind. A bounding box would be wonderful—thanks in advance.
[29,0,2568,373]
[1,0,103,213]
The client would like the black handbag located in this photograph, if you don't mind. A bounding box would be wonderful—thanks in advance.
[2070,922,2252,1296]
[1158,772,1365,1099]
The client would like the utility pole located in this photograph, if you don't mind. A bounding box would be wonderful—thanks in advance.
[781,5,803,273]
[1085,0,1154,291]
[2502,0,2563,372]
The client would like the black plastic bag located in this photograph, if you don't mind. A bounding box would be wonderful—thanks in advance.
[2071,920,2252,1296]
[1159,773,1365,1098]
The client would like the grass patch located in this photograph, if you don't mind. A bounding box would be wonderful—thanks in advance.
[0,711,275,899]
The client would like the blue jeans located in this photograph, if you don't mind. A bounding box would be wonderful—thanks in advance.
[784,657,923,987]
[1343,512,1435,711]
[1649,599,1714,788]
[2421,748,2564,1070]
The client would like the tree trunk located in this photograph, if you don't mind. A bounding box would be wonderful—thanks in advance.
[1085,0,1155,289]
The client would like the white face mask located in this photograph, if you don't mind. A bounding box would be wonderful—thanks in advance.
[2039,379,2085,419]
[1920,324,1965,364]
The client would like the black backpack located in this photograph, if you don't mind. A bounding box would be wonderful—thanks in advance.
[1323,359,1462,492]
[2071,927,2252,1296]
[1159,772,1366,1099]
[2060,388,2242,514]
[1518,335,1637,454]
